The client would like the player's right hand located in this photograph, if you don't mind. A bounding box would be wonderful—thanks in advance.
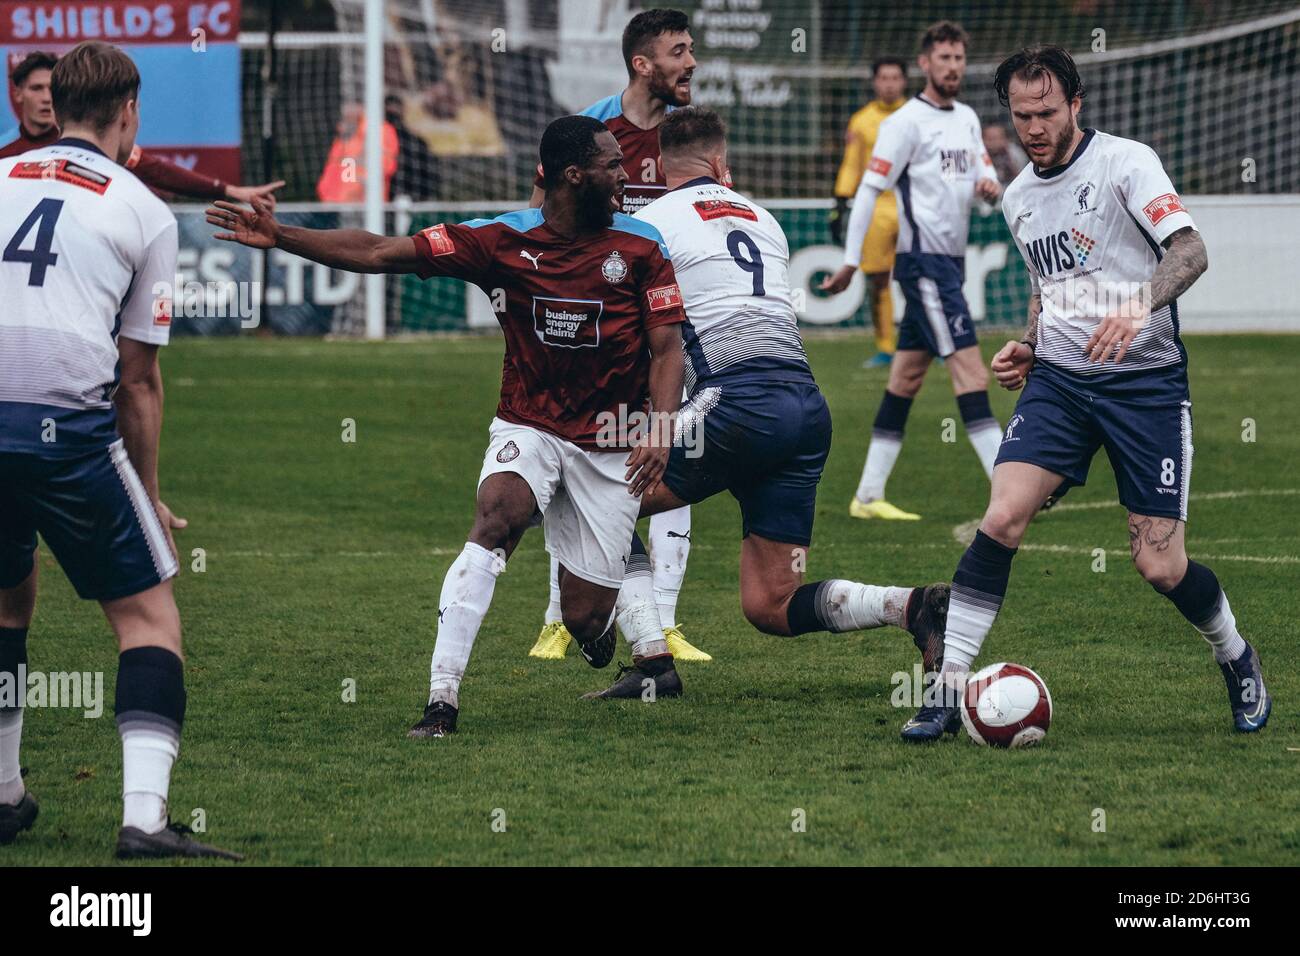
[625,443,669,499]
[207,196,280,249]
[992,340,1034,390]
[819,264,857,295]
[154,499,188,560]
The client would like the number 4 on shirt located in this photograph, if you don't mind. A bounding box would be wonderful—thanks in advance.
[3,198,65,287]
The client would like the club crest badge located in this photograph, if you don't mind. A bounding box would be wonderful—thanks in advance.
[602,250,628,284]
[496,441,520,463]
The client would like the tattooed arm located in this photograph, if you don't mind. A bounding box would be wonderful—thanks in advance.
[1023,292,1042,350]
[1086,226,1208,364]
[991,292,1040,391]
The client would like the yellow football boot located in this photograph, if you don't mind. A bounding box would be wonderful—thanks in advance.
[664,624,712,662]
[849,497,921,521]
[528,621,572,660]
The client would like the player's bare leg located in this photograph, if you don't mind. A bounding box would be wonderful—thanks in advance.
[945,345,1002,483]
[0,562,38,845]
[412,473,534,737]
[902,462,1063,742]
[851,348,930,520]
[735,535,945,664]
[1128,513,1269,732]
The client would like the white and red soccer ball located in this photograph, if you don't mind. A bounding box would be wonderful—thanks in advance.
[961,662,1052,748]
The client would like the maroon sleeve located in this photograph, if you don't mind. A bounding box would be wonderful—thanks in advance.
[0,137,28,160]
[410,222,497,285]
[640,248,686,330]
[129,148,227,200]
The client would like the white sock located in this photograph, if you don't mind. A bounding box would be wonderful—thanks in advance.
[855,435,902,503]
[0,710,24,805]
[618,544,668,658]
[649,506,691,626]
[943,587,1000,676]
[429,542,505,709]
[544,555,563,625]
[966,423,1002,481]
[121,727,178,834]
[820,581,913,631]
[1196,591,1248,663]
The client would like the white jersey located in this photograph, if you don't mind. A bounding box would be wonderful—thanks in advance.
[1001,129,1196,374]
[0,140,176,453]
[634,177,809,391]
[859,94,995,258]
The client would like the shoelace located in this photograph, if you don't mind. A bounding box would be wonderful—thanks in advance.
[611,661,637,682]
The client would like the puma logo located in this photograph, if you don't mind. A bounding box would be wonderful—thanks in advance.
[666,530,691,541]
[519,249,543,269]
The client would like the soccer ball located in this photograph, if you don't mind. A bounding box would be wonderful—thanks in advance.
[960,662,1052,748]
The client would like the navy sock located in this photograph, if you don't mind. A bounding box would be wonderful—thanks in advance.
[115,646,186,738]
[0,627,27,713]
[872,390,913,439]
[787,581,833,635]
[952,529,1017,611]
[956,390,996,429]
[1157,560,1222,629]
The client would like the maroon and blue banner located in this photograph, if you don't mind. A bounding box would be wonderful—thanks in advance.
[2,1,241,184]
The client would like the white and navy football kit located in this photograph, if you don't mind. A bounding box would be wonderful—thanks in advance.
[856,94,994,356]
[998,129,1198,520]
[0,139,180,600]
[635,178,829,545]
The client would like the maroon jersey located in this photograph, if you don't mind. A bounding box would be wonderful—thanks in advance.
[411,208,684,449]
[0,126,226,199]
[534,93,668,214]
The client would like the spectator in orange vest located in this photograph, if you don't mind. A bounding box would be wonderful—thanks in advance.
[316,103,398,202]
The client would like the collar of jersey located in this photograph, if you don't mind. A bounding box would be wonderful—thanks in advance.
[914,92,954,111]
[671,175,719,192]
[54,136,107,157]
[1032,127,1096,180]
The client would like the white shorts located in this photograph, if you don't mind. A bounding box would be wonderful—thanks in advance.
[477,417,638,588]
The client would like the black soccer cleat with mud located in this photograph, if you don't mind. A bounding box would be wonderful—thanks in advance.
[575,622,617,669]
[408,700,458,738]
[116,820,244,861]
[1220,642,1271,733]
[904,583,950,674]
[0,791,39,846]
[582,654,682,700]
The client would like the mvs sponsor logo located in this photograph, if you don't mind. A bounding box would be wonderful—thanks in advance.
[1024,230,1078,278]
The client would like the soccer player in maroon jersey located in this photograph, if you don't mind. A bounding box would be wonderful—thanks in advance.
[527,7,713,664]
[3,51,282,204]
[207,116,686,735]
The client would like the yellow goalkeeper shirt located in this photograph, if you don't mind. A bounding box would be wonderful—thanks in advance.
[834,97,906,207]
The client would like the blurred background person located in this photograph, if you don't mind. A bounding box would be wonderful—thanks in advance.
[983,122,1028,186]
[316,102,398,203]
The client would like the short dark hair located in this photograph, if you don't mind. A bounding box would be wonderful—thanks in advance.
[539,114,609,189]
[871,56,907,77]
[11,51,59,89]
[920,20,969,55]
[993,45,1086,108]
[51,42,140,133]
[659,106,726,157]
[622,8,691,75]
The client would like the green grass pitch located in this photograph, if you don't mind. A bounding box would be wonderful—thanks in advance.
[8,333,1298,866]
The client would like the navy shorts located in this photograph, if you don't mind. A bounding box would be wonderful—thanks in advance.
[894,252,978,357]
[664,378,831,546]
[0,439,180,601]
[995,360,1192,520]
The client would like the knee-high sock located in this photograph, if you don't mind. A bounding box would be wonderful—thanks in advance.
[544,555,563,625]
[1157,560,1247,663]
[0,626,27,805]
[116,646,185,834]
[874,283,896,354]
[957,391,1001,481]
[649,506,691,626]
[855,390,913,503]
[786,581,913,634]
[430,542,505,708]
[941,530,1018,686]
[617,533,668,658]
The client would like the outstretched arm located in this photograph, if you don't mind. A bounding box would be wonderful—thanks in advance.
[207,196,424,274]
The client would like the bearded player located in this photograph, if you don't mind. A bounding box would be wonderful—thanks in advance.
[584,107,950,700]
[823,22,1004,523]
[527,8,710,664]
[210,116,687,735]
[899,45,1270,742]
